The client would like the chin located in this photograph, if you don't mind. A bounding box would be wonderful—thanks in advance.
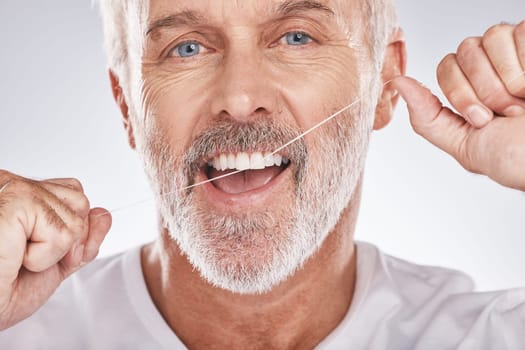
[166,203,316,295]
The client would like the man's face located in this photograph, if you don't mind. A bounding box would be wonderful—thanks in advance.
[133,0,380,293]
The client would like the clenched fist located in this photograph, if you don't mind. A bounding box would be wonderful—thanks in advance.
[394,20,525,191]
[0,171,111,330]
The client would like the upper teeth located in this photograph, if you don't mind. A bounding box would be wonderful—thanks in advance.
[208,152,289,171]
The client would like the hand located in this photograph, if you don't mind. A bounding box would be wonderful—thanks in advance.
[393,21,525,191]
[0,171,112,330]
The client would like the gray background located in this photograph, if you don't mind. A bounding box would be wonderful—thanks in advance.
[0,1,523,291]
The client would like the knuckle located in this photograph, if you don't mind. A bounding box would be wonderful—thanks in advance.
[8,178,29,193]
[77,195,91,216]
[23,257,42,272]
[483,23,510,42]
[506,80,525,97]
[437,53,456,72]
[457,37,481,58]
[517,20,525,33]
[478,90,509,111]
[66,178,83,192]
[58,229,77,252]
[494,59,515,75]
[436,54,457,80]
[23,250,51,273]
[444,86,466,105]
[70,215,86,234]
[0,169,10,180]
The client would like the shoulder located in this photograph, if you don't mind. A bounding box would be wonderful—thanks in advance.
[415,287,525,349]
[323,242,525,349]
[356,241,475,304]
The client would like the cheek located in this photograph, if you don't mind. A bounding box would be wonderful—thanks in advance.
[275,51,361,131]
[141,65,218,153]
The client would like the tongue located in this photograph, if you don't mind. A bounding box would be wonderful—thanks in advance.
[209,167,283,194]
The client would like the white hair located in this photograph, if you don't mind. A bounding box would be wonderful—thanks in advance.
[96,0,148,104]
[364,0,399,74]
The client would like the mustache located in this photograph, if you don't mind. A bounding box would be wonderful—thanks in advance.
[183,118,308,184]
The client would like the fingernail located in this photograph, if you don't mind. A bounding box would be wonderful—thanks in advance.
[503,105,525,117]
[466,105,491,126]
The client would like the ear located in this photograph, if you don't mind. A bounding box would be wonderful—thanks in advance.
[109,70,136,149]
[373,28,407,131]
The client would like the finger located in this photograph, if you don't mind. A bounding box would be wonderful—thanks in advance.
[0,177,88,273]
[59,240,87,274]
[437,53,494,128]
[43,178,84,192]
[453,37,525,117]
[0,217,26,286]
[516,21,525,73]
[81,208,112,263]
[393,76,482,174]
[26,190,87,245]
[23,200,87,272]
[58,208,111,273]
[38,181,90,218]
[482,24,525,99]
[15,187,88,272]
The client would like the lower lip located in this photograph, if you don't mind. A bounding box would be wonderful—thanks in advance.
[195,166,293,210]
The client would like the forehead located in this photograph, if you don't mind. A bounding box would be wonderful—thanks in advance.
[146,0,359,26]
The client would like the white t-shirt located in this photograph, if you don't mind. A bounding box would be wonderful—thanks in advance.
[1,241,524,349]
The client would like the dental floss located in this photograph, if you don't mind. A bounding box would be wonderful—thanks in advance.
[99,70,525,217]
[97,83,380,217]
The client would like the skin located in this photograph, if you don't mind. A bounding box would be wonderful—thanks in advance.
[116,0,404,348]
[394,21,525,192]
[0,175,112,330]
[0,1,523,349]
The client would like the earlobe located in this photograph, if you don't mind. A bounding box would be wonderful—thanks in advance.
[109,70,136,149]
[373,28,407,131]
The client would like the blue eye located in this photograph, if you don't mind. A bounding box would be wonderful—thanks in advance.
[173,41,201,57]
[284,32,312,46]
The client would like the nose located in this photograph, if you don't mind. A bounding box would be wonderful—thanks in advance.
[210,48,277,122]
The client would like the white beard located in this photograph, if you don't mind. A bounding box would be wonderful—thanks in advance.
[140,81,377,295]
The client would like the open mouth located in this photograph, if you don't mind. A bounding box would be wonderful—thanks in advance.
[204,151,290,194]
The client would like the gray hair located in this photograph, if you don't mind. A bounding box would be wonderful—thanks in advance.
[97,0,148,91]
[363,0,398,73]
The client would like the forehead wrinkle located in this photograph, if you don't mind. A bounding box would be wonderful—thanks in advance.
[275,0,335,16]
[147,0,336,36]
[146,10,206,38]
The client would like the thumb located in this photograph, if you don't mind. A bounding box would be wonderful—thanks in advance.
[392,76,479,172]
[59,207,112,276]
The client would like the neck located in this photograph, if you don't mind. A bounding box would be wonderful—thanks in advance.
[142,188,361,349]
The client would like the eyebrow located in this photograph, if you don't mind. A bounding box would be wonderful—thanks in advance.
[276,0,335,17]
[146,0,334,38]
[146,10,204,37]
